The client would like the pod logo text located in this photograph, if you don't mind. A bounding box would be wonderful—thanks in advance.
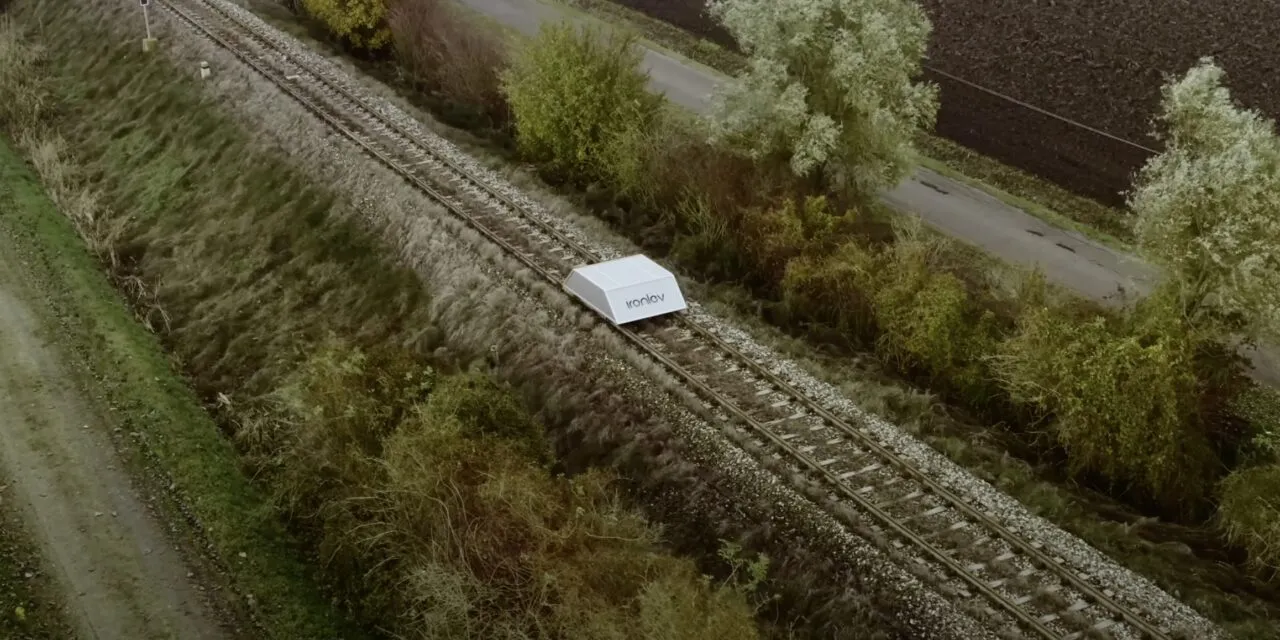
[624,293,665,309]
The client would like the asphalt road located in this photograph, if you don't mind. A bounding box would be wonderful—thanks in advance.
[456,0,1278,384]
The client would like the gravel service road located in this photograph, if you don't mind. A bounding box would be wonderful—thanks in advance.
[0,178,228,640]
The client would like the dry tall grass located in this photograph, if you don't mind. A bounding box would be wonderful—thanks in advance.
[0,17,47,131]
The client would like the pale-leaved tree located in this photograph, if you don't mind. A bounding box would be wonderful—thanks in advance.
[1129,57,1280,342]
[706,0,938,196]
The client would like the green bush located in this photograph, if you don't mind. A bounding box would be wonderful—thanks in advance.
[1232,385,1280,464]
[265,342,763,640]
[779,241,878,343]
[262,338,434,515]
[1219,463,1280,575]
[869,223,999,398]
[502,24,662,185]
[995,288,1219,510]
[300,0,391,50]
[421,372,549,463]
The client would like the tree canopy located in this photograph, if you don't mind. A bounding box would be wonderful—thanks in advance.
[1129,57,1280,342]
[705,0,938,197]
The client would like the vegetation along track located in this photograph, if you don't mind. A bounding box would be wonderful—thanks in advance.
[156,1,1207,638]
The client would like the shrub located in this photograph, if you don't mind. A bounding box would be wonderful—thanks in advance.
[264,338,434,515]
[870,221,998,398]
[779,241,879,343]
[501,24,663,185]
[647,113,788,215]
[1232,385,1280,464]
[706,0,938,197]
[300,0,391,51]
[737,195,844,286]
[994,288,1219,510]
[421,371,549,463]
[387,0,510,127]
[265,342,763,639]
[1219,464,1280,576]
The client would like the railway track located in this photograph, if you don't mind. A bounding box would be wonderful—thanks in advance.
[155,2,1190,637]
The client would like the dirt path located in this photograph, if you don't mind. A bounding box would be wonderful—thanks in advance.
[0,228,228,639]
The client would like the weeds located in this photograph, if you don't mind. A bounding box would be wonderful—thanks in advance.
[1219,464,1280,577]
[0,13,367,637]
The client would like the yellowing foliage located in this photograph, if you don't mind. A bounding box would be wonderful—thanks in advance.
[1219,464,1280,574]
[742,197,841,280]
[995,289,1218,509]
[502,24,662,184]
[266,342,765,639]
[301,0,391,51]
[780,241,878,341]
[864,221,998,399]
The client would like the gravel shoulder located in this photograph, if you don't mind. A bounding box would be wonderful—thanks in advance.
[0,139,229,640]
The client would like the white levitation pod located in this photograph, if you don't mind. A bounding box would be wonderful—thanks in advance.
[562,254,687,324]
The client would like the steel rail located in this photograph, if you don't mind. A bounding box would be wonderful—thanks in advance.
[155,2,1175,637]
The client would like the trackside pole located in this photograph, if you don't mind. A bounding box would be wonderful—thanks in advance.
[140,0,157,52]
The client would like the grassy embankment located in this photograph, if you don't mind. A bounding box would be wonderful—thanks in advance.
[0,14,368,640]
[263,0,1280,635]
[1,3,777,639]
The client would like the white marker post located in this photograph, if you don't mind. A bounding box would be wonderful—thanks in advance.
[140,0,157,52]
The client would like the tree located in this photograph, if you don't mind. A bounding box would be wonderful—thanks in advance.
[1128,57,1280,342]
[705,0,938,196]
[501,25,663,185]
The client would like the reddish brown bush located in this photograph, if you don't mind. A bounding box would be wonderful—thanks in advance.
[387,0,510,127]
[634,114,781,215]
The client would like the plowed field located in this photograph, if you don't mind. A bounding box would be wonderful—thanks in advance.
[608,0,1280,205]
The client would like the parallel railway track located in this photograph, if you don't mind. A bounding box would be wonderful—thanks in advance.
[155,2,1189,637]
